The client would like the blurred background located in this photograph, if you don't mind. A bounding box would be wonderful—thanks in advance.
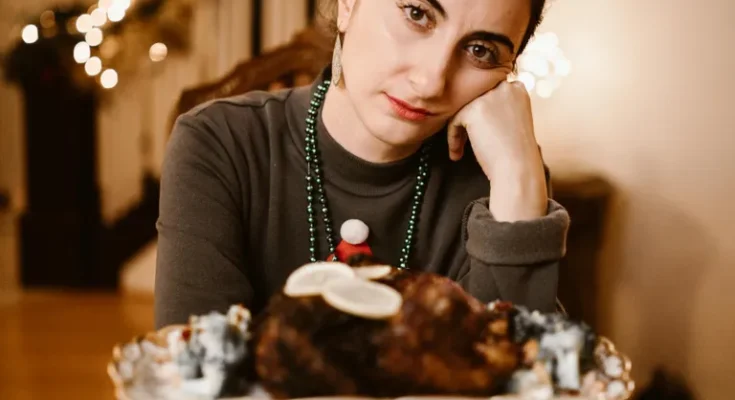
[0,0,733,399]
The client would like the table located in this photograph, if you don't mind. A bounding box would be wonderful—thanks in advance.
[0,291,154,400]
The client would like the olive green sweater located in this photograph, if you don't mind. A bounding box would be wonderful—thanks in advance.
[154,72,570,329]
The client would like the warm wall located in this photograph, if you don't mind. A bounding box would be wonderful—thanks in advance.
[533,0,735,398]
[261,0,309,52]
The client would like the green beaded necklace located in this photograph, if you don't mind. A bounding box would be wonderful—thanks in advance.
[304,79,431,269]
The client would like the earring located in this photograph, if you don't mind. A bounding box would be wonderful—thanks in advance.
[332,34,343,86]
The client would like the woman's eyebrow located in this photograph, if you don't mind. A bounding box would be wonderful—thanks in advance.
[426,0,447,18]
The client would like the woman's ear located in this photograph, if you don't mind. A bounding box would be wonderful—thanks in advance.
[336,0,358,32]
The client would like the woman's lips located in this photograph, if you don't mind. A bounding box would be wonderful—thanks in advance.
[385,94,436,122]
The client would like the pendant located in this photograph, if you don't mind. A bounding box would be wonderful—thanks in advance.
[327,219,373,262]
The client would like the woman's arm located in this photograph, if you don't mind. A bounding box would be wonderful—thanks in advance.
[455,167,570,313]
[445,79,570,312]
[155,114,253,329]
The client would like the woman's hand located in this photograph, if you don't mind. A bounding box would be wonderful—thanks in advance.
[447,80,548,222]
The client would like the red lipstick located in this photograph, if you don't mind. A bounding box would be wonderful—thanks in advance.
[385,94,435,122]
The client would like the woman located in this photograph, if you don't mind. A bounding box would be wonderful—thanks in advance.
[155,0,570,329]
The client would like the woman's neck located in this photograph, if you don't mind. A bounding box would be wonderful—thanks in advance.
[321,85,420,164]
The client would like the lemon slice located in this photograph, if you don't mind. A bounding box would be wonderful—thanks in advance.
[322,278,402,319]
[353,265,393,280]
[283,262,355,297]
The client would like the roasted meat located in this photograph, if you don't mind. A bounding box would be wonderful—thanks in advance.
[375,272,522,395]
[252,260,526,399]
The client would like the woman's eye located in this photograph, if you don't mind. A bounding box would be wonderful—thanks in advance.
[466,44,498,65]
[403,5,431,27]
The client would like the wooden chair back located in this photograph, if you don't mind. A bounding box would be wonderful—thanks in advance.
[171,26,333,126]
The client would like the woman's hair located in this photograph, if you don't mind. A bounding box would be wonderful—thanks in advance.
[317,0,546,57]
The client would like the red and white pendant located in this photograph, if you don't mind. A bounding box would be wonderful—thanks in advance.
[327,219,373,262]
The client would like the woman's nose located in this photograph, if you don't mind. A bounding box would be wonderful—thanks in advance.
[407,46,453,100]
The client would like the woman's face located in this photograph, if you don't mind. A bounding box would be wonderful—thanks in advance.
[337,0,532,147]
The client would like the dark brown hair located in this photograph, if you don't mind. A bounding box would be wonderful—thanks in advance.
[317,0,547,57]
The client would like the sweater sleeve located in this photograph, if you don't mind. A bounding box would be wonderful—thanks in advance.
[456,169,570,313]
[154,113,254,329]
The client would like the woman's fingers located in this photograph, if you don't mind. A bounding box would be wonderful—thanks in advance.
[447,113,468,161]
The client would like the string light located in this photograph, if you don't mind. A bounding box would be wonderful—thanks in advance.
[116,0,133,10]
[85,27,103,46]
[91,8,108,27]
[555,58,572,76]
[149,43,168,62]
[107,5,126,22]
[73,42,91,63]
[516,72,536,91]
[100,69,118,89]
[536,80,555,99]
[85,56,102,76]
[509,32,571,98]
[76,14,93,33]
[17,0,178,91]
[71,0,130,88]
[21,25,39,44]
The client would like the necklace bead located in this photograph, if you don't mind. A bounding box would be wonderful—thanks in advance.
[304,79,430,268]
